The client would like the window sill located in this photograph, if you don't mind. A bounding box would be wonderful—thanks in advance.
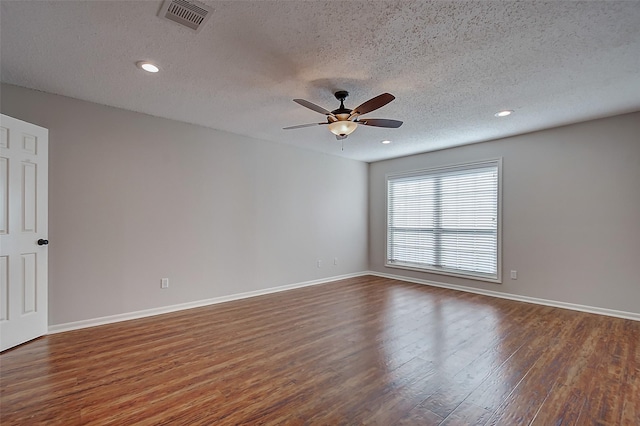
[385,262,502,284]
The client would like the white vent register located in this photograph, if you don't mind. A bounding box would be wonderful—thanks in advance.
[158,0,213,32]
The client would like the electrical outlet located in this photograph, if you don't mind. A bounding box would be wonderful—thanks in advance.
[334,257,338,265]
[317,260,322,268]
[510,270,517,280]
[161,278,169,289]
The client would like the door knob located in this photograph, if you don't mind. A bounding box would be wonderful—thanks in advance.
[37,239,49,246]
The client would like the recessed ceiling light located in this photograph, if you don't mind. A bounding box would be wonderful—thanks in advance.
[495,110,513,117]
[381,140,392,144]
[136,61,160,73]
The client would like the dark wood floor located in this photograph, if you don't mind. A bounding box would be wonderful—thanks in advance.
[1,276,638,425]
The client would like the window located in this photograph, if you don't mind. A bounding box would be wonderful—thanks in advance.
[386,159,501,282]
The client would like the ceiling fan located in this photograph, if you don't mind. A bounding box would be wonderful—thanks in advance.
[284,91,403,140]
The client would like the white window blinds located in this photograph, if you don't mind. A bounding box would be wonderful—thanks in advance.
[386,160,501,282]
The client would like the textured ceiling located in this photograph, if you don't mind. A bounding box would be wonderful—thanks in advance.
[1,1,639,162]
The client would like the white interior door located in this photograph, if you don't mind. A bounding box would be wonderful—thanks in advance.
[0,114,48,352]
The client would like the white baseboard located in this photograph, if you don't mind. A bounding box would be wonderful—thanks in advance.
[368,271,640,322]
[48,272,368,334]
[48,270,639,334]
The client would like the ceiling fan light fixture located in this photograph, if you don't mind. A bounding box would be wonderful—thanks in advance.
[328,120,358,136]
[286,92,401,140]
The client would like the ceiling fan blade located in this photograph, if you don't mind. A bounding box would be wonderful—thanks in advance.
[293,99,334,116]
[283,122,328,130]
[358,118,403,128]
[351,93,395,116]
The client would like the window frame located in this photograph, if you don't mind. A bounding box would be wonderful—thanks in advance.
[385,158,502,283]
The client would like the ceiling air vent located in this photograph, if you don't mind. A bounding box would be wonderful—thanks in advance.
[158,0,213,33]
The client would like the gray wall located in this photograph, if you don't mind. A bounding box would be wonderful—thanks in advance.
[1,83,369,326]
[370,112,640,314]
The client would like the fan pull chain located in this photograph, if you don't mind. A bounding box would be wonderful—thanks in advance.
[341,140,344,151]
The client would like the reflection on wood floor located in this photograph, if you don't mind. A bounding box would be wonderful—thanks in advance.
[1,276,639,425]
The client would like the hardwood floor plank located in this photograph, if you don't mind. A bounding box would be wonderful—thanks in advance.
[397,404,444,425]
[483,312,590,425]
[419,302,540,418]
[459,328,547,412]
[439,400,493,425]
[576,318,640,425]
[1,276,638,425]
[620,320,640,424]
